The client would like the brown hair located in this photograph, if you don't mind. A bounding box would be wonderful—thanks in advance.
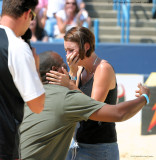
[64,27,95,60]
[2,0,38,18]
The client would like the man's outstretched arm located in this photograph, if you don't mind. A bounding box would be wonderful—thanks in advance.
[89,83,150,122]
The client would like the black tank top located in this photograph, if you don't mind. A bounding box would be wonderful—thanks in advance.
[76,75,117,144]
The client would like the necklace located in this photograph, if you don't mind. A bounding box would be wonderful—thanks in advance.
[89,56,98,74]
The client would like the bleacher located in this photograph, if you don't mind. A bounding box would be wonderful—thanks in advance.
[1,0,156,44]
[85,0,156,43]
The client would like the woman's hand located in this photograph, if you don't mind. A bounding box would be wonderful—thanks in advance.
[46,67,70,86]
[46,67,78,90]
[66,52,79,77]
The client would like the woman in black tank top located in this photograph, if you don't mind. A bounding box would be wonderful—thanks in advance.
[47,27,119,160]
[76,73,117,144]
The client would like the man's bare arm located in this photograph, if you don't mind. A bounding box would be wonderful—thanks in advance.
[26,93,45,114]
[89,83,150,122]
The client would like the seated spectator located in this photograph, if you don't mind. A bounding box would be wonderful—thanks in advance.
[35,0,48,28]
[44,0,91,38]
[77,0,92,29]
[36,0,48,11]
[46,0,89,23]
[45,0,65,37]
[54,0,85,38]
[46,0,65,19]
[29,15,49,42]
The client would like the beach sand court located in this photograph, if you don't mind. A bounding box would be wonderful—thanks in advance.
[116,119,156,160]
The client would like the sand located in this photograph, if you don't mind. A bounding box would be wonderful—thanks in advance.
[116,119,156,160]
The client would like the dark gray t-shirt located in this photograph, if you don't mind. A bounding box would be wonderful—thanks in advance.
[20,85,104,160]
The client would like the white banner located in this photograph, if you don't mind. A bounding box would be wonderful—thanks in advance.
[116,74,144,123]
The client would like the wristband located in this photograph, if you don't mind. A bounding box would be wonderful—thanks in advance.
[141,94,149,104]
[69,74,77,81]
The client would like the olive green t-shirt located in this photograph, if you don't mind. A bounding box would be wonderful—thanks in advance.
[20,85,104,160]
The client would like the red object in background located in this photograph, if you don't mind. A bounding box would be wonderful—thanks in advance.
[117,84,125,103]
[148,103,156,132]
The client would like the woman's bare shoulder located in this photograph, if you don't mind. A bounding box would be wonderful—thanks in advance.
[98,60,113,70]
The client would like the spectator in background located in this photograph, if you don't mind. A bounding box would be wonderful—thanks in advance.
[76,0,91,29]
[35,0,48,28]
[45,0,91,38]
[46,0,88,20]
[54,0,85,38]
[46,0,65,19]
[45,0,65,37]
[36,0,48,10]
[29,15,49,42]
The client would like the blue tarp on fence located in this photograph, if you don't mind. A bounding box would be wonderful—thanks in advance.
[32,42,156,75]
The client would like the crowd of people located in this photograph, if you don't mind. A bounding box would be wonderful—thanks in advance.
[0,0,91,42]
[0,0,151,160]
[29,0,91,42]
[34,0,91,42]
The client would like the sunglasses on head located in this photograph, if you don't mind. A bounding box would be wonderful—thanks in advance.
[66,2,76,5]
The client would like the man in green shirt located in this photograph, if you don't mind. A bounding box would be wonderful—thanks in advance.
[20,51,150,160]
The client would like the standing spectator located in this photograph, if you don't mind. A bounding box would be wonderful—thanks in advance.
[0,0,45,159]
